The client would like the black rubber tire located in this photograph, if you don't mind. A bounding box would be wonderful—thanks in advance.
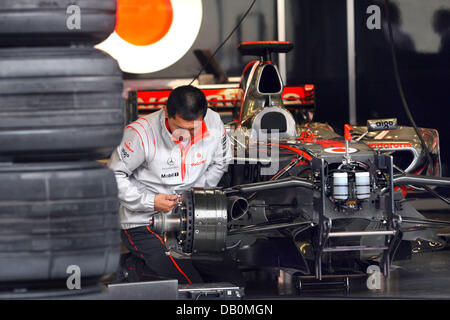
[0,0,116,46]
[0,161,120,284]
[0,46,124,160]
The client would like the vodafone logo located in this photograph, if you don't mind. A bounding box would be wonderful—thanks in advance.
[368,142,412,149]
[191,159,206,167]
[324,147,358,154]
[96,0,202,74]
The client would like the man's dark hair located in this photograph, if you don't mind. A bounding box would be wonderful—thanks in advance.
[166,85,208,121]
[433,8,450,34]
[385,1,401,26]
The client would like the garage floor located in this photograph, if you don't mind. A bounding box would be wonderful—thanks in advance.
[243,196,450,300]
[85,196,450,300]
[7,196,447,300]
[243,248,450,299]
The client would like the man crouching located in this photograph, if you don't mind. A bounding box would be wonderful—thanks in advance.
[109,85,243,286]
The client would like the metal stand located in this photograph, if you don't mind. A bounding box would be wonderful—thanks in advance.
[103,280,244,300]
[297,275,352,293]
[178,283,244,300]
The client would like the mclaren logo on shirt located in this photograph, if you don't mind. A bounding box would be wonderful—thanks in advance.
[161,172,179,179]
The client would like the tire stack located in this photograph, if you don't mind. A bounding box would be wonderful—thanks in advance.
[0,1,123,298]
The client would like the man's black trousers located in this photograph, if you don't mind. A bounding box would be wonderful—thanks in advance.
[120,226,245,286]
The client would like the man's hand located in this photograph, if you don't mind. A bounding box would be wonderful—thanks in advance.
[154,194,179,213]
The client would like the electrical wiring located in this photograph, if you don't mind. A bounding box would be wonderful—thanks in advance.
[421,185,450,207]
[383,0,435,175]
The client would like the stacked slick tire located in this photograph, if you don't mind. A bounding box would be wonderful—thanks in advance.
[0,46,124,161]
[0,162,120,296]
[0,1,123,297]
[0,0,117,47]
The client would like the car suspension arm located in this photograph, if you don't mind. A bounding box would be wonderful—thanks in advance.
[392,174,450,187]
[228,220,313,235]
[223,176,315,195]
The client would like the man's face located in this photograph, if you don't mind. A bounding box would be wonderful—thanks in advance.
[167,113,203,142]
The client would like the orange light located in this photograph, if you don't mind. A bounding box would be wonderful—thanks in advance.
[116,0,173,46]
[96,0,202,74]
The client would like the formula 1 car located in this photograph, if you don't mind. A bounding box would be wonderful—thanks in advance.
[130,41,450,279]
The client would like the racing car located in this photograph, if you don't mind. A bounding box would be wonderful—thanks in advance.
[128,41,450,280]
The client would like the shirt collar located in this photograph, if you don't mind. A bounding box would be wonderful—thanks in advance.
[160,111,210,145]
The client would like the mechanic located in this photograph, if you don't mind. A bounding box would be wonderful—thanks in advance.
[109,85,244,286]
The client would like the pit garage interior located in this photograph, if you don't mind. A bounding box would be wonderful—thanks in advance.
[0,0,449,301]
